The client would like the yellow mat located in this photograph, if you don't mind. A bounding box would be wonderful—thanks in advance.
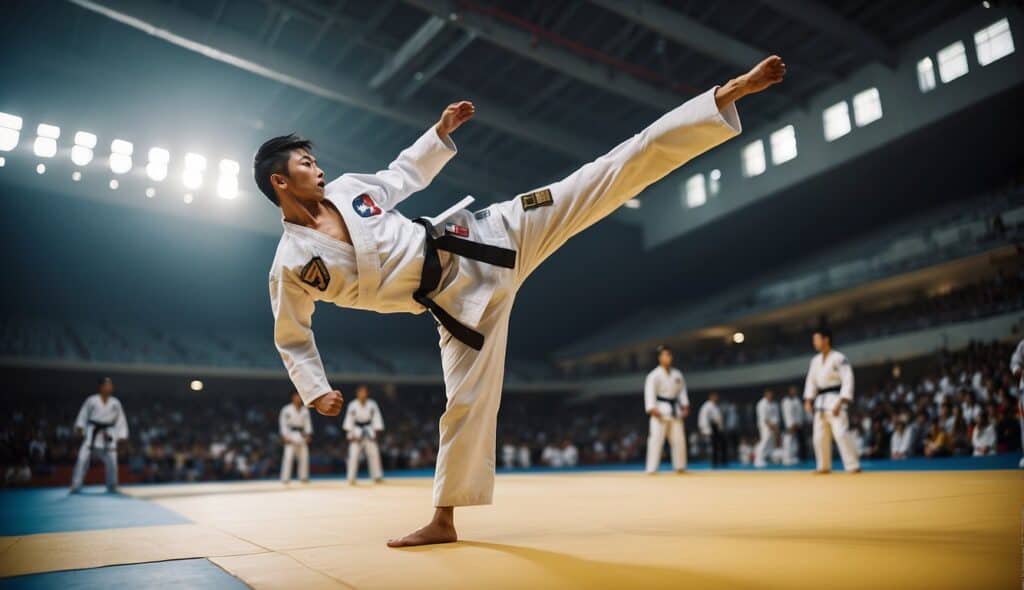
[8,470,1023,588]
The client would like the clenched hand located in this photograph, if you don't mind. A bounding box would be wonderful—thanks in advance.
[313,390,344,416]
[436,101,475,140]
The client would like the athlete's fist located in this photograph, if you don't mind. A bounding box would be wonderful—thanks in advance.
[436,101,475,139]
[313,390,344,416]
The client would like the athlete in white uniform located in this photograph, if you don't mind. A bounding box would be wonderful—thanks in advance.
[279,391,313,483]
[803,328,861,474]
[780,385,804,466]
[70,377,129,493]
[258,57,786,545]
[754,389,780,468]
[697,391,726,467]
[343,385,385,484]
[644,345,690,474]
[1010,338,1024,468]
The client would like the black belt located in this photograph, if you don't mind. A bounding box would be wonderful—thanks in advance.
[355,419,374,440]
[813,386,841,411]
[88,419,115,449]
[412,218,517,351]
[656,396,679,418]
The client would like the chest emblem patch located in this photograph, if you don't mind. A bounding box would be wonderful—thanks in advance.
[353,194,382,217]
[444,223,470,238]
[520,188,553,211]
[300,256,331,291]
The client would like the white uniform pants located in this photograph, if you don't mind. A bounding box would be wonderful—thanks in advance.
[281,441,309,482]
[754,426,776,468]
[71,444,118,491]
[432,88,740,506]
[646,417,687,473]
[812,410,861,472]
[347,439,383,482]
[782,427,801,465]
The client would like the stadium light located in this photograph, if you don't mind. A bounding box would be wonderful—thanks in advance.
[183,153,206,190]
[217,158,239,199]
[71,131,97,166]
[147,147,169,181]
[190,379,204,391]
[732,331,745,344]
[0,112,22,152]
[33,123,59,158]
[0,156,6,167]
[72,171,81,182]
[36,163,46,175]
[109,139,133,174]
[109,179,119,190]
[145,187,156,198]
[183,192,194,204]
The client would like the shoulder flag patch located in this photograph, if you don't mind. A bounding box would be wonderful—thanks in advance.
[444,222,470,238]
[300,256,330,291]
[352,194,382,217]
[520,188,553,211]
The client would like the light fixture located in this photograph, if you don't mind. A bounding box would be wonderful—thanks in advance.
[183,153,206,190]
[109,179,119,190]
[36,163,46,175]
[189,379,204,391]
[72,171,81,181]
[145,187,156,198]
[217,158,239,199]
[71,131,96,166]
[624,199,641,209]
[147,147,169,181]
[33,124,59,158]
[732,331,745,344]
[183,192,194,204]
[0,112,23,152]
[109,139,133,174]
[0,156,6,167]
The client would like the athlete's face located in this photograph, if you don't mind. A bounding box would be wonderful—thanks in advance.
[812,333,828,352]
[275,148,325,202]
[658,350,673,368]
[357,386,369,402]
[99,380,113,397]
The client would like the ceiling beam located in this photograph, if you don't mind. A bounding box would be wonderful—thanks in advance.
[66,0,601,162]
[369,15,447,90]
[757,0,897,67]
[398,30,477,100]
[403,0,686,111]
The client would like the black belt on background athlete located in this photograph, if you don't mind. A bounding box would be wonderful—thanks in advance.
[355,419,375,440]
[88,419,115,449]
[412,218,517,351]
[656,396,680,418]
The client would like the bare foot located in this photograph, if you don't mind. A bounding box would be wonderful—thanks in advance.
[813,469,831,475]
[387,520,457,548]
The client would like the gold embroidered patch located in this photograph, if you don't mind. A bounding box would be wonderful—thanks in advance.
[520,188,553,211]
[300,256,330,291]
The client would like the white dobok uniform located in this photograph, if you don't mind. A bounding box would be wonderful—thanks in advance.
[644,366,691,473]
[343,399,384,482]
[754,397,781,467]
[271,87,742,506]
[780,395,804,465]
[803,350,861,472]
[279,403,313,482]
[1011,339,1024,466]
[71,394,128,491]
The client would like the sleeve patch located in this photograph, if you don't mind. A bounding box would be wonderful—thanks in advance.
[521,188,554,211]
[300,256,331,291]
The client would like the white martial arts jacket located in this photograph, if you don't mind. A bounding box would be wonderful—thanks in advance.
[697,400,723,435]
[1011,338,1024,390]
[279,403,313,445]
[270,127,516,404]
[756,398,780,432]
[781,396,804,428]
[74,394,129,451]
[803,350,855,412]
[343,399,384,441]
[644,367,689,419]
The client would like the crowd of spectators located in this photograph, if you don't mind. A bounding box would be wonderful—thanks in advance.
[2,339,1021,487]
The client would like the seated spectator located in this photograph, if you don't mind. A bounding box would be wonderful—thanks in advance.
[924,424,952,458]
[890,420,913,460]
[971,414,996,456]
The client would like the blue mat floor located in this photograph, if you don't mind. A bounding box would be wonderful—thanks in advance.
[0,487,190,536]
[0,559,247,590]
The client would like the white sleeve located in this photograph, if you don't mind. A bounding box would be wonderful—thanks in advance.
[372,401,385,431]
[342,404,356,434]
[279,407,290,438]
[756,400,765,428]
[1011,340,1024,374]
[271,275,331,406]
[114,400,129,440]
[803,359,817,401]
[336,127,456,212]
[697,404,710,434]
[74,398,91,431]
[838,355,855,401]
[678,373,690,408]
[644,372,656,412]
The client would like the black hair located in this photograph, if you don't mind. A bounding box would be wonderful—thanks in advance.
[253,134,313,206]
[655,344,672,355]
[289,390,300,400]
[97,376,112,385]
[814,326,833,342]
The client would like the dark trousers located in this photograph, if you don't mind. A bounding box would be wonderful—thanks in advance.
[709,425,728,467]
